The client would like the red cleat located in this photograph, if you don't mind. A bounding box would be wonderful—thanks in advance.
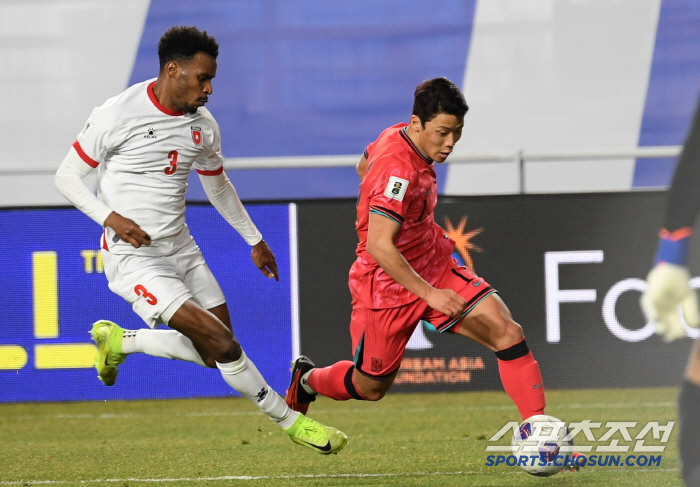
[285,355,317,414]
[564,452,587,472]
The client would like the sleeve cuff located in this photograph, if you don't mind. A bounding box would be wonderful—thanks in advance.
[369,205,404,226]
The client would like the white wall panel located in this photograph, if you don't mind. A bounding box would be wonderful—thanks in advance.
[447,0,661,195]
[0,0,149,206]
[0,173,97,207]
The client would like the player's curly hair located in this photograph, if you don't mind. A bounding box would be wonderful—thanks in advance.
[158,26,219,70]
[412,78,468,126]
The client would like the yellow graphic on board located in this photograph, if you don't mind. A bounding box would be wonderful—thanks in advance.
[0,251,97,370]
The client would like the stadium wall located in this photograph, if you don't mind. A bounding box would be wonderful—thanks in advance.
[2,1,700,206]
[0,204,296,402]
[1,193,697,402]
[296,194,697,392]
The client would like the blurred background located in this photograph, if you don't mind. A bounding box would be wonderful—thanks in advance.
[1,0,699,403]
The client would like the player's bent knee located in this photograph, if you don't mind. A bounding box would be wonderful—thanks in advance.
[210,335,243,363]
[200,355,219,369]
[352,367,394,400]
[354,380,391,401]
[494,320,524,351]
[359,388,386,401]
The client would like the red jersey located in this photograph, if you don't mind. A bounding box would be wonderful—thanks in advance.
[349,123,456,309]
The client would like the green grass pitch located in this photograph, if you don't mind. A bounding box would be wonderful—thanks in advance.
[0,388,683,486]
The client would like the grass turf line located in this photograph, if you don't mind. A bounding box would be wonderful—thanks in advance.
[0,388,683,487]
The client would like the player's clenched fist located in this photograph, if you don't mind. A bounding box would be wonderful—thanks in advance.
[104,212,152,248]
[425,287,467,319]
[640,263,700,342]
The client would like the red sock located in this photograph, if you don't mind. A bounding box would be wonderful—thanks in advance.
[307,360,365,401]
[497,343,546,420]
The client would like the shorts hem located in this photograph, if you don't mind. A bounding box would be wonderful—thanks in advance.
[160,293,192,327]
[353,333,400,381]
[199,296,227,311]
[355,365,400,381]
[426,288,498,333]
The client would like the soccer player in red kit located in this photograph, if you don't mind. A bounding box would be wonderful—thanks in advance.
[287,77,546,423]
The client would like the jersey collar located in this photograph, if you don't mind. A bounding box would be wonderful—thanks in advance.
[147,81,186,116]
[400,126,433,165]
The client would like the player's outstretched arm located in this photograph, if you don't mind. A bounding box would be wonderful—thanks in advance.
[199,172,278,280]
[54,148,113,226]
[200,172,262,244]
[56,147,151,248]
[367,213,465,318]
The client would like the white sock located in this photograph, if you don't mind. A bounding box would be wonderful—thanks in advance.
[217,351,299,429]
[301,370,317,395]
[122,329,206,367]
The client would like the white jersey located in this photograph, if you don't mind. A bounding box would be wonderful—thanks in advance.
[73,78,224,256]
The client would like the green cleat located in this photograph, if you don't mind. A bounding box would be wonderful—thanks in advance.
[89,320,126,386]
[285,413,348,455]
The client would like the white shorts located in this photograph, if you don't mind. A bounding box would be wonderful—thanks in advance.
[102,239,226,328]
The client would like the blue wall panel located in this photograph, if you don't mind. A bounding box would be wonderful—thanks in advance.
[131,0,474,199]
[635,0,700,187]
[0,205,292,403]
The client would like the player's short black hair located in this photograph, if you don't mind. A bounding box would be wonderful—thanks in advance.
[412,77,468,126]
[158,26,219,70]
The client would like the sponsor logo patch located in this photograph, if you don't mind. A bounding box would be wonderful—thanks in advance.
[384,176,409,201]
[79,120,93,141]
[255,387,268,402]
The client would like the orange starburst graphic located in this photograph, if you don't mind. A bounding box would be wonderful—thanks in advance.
[443,216,483,270]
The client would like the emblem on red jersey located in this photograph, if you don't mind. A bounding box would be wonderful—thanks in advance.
[371,357,383,373]
[191,126,202,147]
[384,176,409,201]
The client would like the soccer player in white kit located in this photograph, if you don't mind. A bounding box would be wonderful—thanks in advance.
[54,25,347,455]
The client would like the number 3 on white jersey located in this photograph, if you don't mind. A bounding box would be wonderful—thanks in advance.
[165,150,178,175]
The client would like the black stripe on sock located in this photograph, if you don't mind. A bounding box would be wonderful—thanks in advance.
[495,339,530,361]
[343,365,364,400]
